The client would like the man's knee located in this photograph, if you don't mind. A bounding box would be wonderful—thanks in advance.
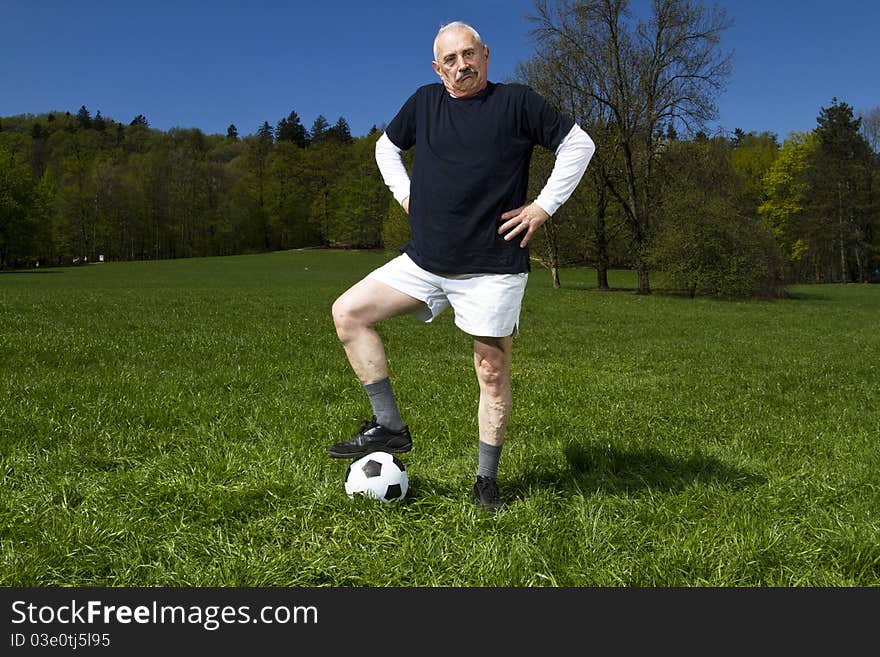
[475,355,502,385]
[474,341,511,391]
[331,294,364,342]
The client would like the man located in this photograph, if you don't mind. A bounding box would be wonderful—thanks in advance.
[328,21,595,510]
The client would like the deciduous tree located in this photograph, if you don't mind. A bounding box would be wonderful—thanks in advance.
[530,0,733,293]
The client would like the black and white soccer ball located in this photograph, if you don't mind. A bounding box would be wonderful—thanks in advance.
[344,451,408,503]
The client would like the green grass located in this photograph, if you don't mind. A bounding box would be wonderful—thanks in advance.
[1,250,878,586]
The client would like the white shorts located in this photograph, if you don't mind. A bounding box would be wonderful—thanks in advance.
[366,253,528,337]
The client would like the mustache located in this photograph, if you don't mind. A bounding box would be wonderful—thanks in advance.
[456,67,475,81]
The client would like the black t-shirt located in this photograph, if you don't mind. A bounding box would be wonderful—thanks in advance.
[385,82,575,274]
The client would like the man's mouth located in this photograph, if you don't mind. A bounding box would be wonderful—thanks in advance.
[457,69,474,81]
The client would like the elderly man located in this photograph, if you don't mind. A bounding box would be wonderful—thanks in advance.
[328,21,595,511]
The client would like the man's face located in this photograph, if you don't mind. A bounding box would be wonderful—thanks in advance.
[432,28,489,98]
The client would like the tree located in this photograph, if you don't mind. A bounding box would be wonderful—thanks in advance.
[275,111,308,147]
[226,124,239,140]
[309,115,330,143]
[265,140,318,248]
[47,127,103,260]
[114,151,153,259]
[758,132,819,280]
[328,116,353,143]
[519,30,622,290]
[130,114,149,127]
[857,106,880,154]
[729,131,779,210]
[163,129,212,258]
[0,146,42,267]
[323,132,385,247]
[76,105,92,130]
[758,102,879,285]
[648,137,783,297]
[256,121,274,146]
[242,122,277,249]
[813,99,874,282]
[530,0,733,293]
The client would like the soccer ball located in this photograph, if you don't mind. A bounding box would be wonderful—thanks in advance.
[344,451,408,503]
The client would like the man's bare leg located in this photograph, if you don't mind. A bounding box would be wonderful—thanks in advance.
[332,277,427,384]
[328,277,427,458]
[471,335,512,511]
[473,335,513,447]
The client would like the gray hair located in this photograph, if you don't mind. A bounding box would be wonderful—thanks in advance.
[433,21,483,61]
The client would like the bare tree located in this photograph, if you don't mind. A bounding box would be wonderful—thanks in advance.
[858,106,880,154]
[530,0,733,293]
[520,47,621,290]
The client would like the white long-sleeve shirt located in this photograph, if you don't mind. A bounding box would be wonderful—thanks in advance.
[375,123,595,216]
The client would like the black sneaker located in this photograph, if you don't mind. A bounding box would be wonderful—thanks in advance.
[472,475,506,512]
[327,417,413,459]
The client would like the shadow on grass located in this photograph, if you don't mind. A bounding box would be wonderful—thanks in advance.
[784,290,832,302]
[404,474,463,502]
[647,288,801,303]
[556,282,637,293]
[507,442,766,499]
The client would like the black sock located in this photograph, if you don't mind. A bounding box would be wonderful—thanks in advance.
[477,441,503,479]
[364,377,404,432]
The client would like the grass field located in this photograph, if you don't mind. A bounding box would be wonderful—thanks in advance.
[1,250,878,586]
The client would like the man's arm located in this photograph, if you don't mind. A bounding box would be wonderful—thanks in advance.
[499,124,596,247]
[535,124,596,217]
[375,132,411,212]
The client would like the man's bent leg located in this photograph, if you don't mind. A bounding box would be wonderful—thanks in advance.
[331,277,427,384]
[328,278,427,459]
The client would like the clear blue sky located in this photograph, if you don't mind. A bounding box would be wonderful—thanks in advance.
[3,0,878,142]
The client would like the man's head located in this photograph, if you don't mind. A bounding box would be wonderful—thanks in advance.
[432,21,490,98]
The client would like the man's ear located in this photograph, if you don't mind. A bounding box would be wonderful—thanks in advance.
[432,60,442,78]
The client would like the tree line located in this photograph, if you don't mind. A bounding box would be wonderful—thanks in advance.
[2,0,878,297]
[0,107,391,268]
